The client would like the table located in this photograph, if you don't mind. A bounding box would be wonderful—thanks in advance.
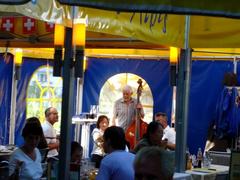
[174,172,192,180]
[186,164,229,180]
[72,116,97,158]
[0,145,15,161]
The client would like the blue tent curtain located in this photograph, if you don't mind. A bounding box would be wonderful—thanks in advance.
[0,56,239,154]
[188,60,234,153]
[15,58,52,146]
[82,58,173,155]
[83,58,237,153]
[0,54,13,144]
[82,58,173,120]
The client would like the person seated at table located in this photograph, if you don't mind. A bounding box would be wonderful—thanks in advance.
[9,117,43,179]
[133,121,167,153]
[71,141,83,164]
[91,115,109,168]
[155,112,176,150]
[96,126,135,180]
[42,107,59,158]
[26,117,48,150]
[134,146,174,180]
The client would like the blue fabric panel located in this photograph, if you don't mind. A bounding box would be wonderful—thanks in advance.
[238,62,240,85]
[188,60,233,154]
[0,54,13,144]
[83,58,173,121]
[15,58,52,146]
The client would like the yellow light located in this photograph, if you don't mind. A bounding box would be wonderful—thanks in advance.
[170,47,179,64]
[83,56,87,71]
[14,48,23,66]
[72,18,86,47]
[54,24,65,46]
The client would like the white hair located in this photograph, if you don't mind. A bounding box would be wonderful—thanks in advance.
[122,85,133,93]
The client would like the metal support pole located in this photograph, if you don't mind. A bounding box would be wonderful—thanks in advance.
[175,15,192,172]
[9,62,17,145]
[58,27,75,180]
[76,78,84,114]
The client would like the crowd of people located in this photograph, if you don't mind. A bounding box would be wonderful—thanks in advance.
[7,84,176,179]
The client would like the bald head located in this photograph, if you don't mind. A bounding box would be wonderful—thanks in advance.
[45,107,59,125]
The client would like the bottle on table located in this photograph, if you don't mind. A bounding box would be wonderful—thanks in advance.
[185,147,192,170]
[197,147,203,168]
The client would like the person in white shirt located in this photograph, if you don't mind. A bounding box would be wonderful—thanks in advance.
[42,107,59,158]
[91,115,109,168]
[9,117,43,179]
[155,112,176,150]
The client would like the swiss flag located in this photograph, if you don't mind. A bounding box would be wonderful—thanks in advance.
[45,22,54,32]
[22,17,36,34]
[1,17,14,33]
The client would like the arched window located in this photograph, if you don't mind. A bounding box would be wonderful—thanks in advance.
[26,65,62,132]
[99,73,153,124]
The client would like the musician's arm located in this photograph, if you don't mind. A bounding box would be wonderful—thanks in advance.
[92,129,102,142]
[112,117,116,126]
[48,142,59,150]
[166,142,176,150]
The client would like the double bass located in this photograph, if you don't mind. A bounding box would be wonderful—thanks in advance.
[125,79,148,150]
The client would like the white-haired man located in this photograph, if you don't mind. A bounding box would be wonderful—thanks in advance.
[112,85,144,131]
[42,107,59,158]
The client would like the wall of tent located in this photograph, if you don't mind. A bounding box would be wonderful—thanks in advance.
[0,54,239,154]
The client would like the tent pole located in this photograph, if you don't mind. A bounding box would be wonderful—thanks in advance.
[58,27,74,180]
[76,78,84,114]
[175,15,192,172]
[9,62,17,145]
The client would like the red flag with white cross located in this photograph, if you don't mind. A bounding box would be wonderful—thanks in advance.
[22,17,36,34]
[45,22,55,32]
[1,17,15,33]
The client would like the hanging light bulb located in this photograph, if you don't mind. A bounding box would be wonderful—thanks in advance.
[169,47,179,86]
[14,48,23,80]
[53,24,65,77]
[72,18,87,78]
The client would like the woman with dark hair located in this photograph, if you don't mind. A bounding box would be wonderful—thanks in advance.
[133,121,167,153]
[27,117,48,149]
[91,115,109,168]
[9,117,43,179]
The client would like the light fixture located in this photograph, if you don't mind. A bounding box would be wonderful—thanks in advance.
[53,24,65,77]
[15,48,23,66]
[72,18,86,47]
[72,18,87,78]
[14,48,23,80]
[169,47,179,86]
[170,47,179,64]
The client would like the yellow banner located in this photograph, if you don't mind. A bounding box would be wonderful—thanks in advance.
[80,7,240,48]
[1,0,240,48]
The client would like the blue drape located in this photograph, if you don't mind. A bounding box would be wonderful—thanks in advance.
[0,54,13,144]
[188,60,233,154]
[1,56,239,155]
[15,58,51,146]
[82,58,173,120]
